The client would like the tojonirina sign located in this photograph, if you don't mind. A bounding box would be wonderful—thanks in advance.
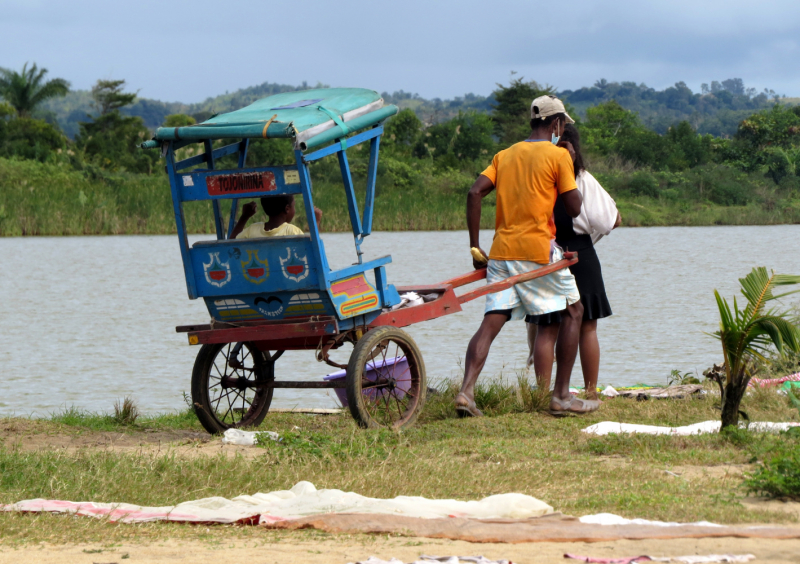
[206,171,276,196]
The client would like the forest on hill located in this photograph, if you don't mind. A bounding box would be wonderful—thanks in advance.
[1,63,800,235]
[39,76,786,140]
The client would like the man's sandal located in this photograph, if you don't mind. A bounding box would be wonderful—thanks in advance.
[455,393,484,418]
[549,395,601,417]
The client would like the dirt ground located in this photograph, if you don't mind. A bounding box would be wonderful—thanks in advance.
[2,536,800,564]
[0,419,261,458]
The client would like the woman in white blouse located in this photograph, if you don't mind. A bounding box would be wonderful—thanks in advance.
[527,124,621,399]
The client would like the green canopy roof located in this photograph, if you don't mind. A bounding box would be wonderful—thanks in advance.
[151,88,398,150]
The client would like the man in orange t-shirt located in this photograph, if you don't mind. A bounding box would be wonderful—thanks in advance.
[456,96,601,417]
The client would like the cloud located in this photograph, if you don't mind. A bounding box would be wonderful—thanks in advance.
[0,0,797,102]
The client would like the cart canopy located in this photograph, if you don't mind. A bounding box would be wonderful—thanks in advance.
[151,88,398,150]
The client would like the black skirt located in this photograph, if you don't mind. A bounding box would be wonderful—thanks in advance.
[527,234,612,325]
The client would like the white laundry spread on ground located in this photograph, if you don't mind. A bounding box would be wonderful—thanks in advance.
[582,420,800,436]
[579,513,723,528]
[3,481,553,524]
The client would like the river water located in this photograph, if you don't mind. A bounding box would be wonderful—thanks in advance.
[2,226,799,416]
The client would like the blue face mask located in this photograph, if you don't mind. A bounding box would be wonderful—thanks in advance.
[551,121,562,145]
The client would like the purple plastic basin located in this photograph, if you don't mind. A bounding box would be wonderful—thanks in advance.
[323,356,411,408]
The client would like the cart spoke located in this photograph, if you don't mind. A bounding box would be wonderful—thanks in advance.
[392,390,404,419]
[212,387,235,414]
[221,390,235,423]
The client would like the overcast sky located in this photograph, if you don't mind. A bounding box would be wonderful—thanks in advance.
[3,0,798,103]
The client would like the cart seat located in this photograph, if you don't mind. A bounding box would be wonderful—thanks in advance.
[191,235,310,248]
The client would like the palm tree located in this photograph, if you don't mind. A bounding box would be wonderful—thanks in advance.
[713,267,800,428]
[0,62,70,118]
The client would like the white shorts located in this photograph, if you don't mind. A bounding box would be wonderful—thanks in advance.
[484,246,580,320]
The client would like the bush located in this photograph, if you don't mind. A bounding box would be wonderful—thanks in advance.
[764,147,795,184]
[383,108,422,155]
[377,156,423,189]
[617,129,671,170]
[703,167,755,205]
[627,170,660,197]
[163,113,196,127]
[245,138,295,167]
[744,444,800,500]
[416,111,494,163]
[75,112,159,174]
[0,117,66,162]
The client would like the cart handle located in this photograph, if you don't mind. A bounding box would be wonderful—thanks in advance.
[440,268,488,289]
[454,252,577,305]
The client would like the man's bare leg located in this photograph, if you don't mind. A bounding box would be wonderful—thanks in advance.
[552,300,584,403]
[532,322,558,391]
[458,313,508,414]
[579,319,600,400]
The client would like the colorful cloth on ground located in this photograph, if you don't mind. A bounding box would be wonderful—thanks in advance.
[236,221,304,239]
[782,380,800,393]
[2,481,553,525]
[351,557,511,564]
[481,141,576,264]
[564,554,755,563]
[748,372,800,387]
[484,246,580,318]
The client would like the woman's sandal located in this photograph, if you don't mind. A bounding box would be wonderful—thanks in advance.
[548,395,601,417]
[455,393,484,418]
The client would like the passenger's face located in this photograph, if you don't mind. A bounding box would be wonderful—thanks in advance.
[285,198,296,222]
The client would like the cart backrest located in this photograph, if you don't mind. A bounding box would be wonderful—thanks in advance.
[191,236,318,297]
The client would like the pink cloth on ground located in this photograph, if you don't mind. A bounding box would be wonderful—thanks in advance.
[748,373,800,387]
[564,555,651,563]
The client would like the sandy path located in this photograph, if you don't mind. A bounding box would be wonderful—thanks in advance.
[0,420,264,459]
[2,537,799,563]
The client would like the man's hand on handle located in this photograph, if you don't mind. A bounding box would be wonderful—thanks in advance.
[471,247,489,270]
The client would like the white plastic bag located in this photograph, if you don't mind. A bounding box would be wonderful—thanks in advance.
[221,428,279,445]
[600,385,619,397]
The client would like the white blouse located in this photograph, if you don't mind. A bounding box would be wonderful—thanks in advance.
[571,170,618,244]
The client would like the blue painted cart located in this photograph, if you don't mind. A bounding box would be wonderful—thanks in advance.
[144,88,578,433]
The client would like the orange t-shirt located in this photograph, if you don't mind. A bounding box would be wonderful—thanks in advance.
[481,141,577,264]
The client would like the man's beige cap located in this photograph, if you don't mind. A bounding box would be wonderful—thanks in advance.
[530,95,575,124]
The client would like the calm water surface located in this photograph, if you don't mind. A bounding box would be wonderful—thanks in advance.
[2,226,799,416]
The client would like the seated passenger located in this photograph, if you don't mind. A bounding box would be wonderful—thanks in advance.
[231,194,322,239]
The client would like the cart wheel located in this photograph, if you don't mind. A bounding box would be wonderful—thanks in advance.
[191,342,278,434]
[346,326,426,429]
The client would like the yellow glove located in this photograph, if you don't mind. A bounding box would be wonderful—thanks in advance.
[470,247,488,265]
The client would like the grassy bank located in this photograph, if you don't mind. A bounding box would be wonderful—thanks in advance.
[1,380,799,545]
[1,157,798,236]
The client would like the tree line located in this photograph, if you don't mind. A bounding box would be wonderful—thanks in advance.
[1,63,799,213]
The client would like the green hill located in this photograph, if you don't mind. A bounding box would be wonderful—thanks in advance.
[39,81,316,138]
[37,77,787,139]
